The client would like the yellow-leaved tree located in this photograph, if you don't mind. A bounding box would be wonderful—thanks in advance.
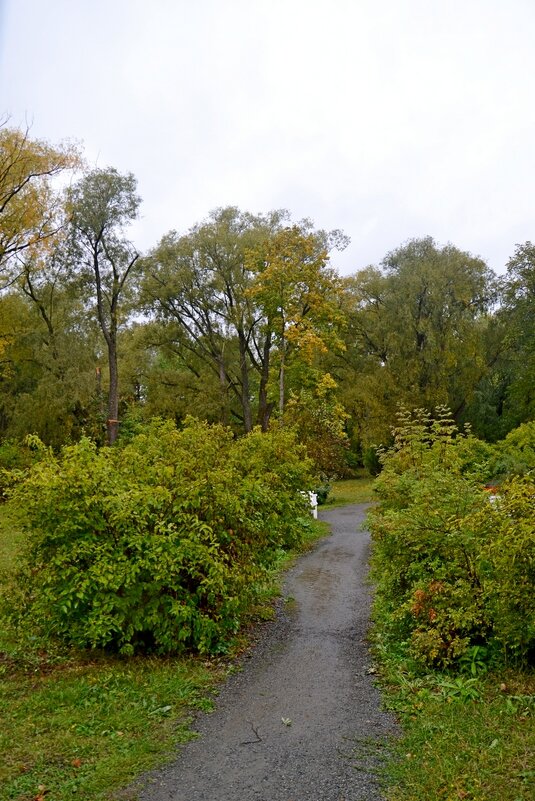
[0,123,80,283]
[246,225,346,422]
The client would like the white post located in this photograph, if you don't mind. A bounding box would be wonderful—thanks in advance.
[309,491,318,519]
[300,491,318,518]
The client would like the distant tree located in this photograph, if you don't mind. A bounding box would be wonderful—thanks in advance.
[336,238,496,446]
[285,372,349,476]
[458,313,512,441]
[119,333,230,428]
[0,283,97,447]
[66,168,141,444]
[498,242,535,425]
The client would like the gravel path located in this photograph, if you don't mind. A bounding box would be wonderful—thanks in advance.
[136,503,397,801]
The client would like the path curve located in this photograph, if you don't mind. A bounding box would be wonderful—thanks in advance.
[136,503,397,801]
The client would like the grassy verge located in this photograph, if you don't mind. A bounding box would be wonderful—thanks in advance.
[1,655,225,801]
[0,507,327,801]
[323,471,376,507]
[374,649,534,801]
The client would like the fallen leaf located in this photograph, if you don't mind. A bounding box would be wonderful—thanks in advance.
[71,758,82,768]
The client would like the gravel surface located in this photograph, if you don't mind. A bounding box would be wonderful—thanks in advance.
[135,503,398,801]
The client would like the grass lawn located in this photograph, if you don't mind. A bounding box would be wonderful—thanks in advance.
[323,470,376,507]
[376,662,534,801]
[1,654,224,801]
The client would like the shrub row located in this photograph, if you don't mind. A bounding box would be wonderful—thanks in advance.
[5,418,313,655]
[369,408,534,669]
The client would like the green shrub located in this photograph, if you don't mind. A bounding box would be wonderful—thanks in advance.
[454,432,495,483]
[469,475,535,662]
[313,479,331,505]
[489,420,535,479]
[0,435,48,501]
[363,445,383,476]
[6,419,313,656]
[369,408,534,669]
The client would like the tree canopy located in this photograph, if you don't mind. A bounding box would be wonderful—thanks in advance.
[141,207,346,434]
[0,124,79,281]
[0,124,532,475]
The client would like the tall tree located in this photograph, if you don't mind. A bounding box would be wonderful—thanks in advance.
[0,283,98,447]
[66,168,140,444]
[142,208,346,433]
[497,242,535,425]
[142,207,285,432]
[246,225,345,423]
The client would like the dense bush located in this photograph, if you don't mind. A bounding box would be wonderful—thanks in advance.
[488,419,535,479]
[369,408,534,669]
[362,445,383,476]
[0,435,48,501]
[471,476,535,661]
[313,479,331,505]
[6,418,313,655]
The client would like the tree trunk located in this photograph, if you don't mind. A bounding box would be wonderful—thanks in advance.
[95,365,105,423]
[107,337,119,444]
[238,330,253,433]
[257,330,274,431]
[219,355,229,426]
[279,336,286,425]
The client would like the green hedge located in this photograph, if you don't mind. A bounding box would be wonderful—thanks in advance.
[6,419,313,655]
[369,408,534,669]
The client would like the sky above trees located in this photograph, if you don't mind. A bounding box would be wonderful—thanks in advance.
[1,0,534,275]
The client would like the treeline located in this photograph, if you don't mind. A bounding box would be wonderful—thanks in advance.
[1,125,534,469]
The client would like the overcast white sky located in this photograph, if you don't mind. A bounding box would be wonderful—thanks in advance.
[1,0,534,275]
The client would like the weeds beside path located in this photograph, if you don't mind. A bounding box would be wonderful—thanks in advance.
[376,665,534,801]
